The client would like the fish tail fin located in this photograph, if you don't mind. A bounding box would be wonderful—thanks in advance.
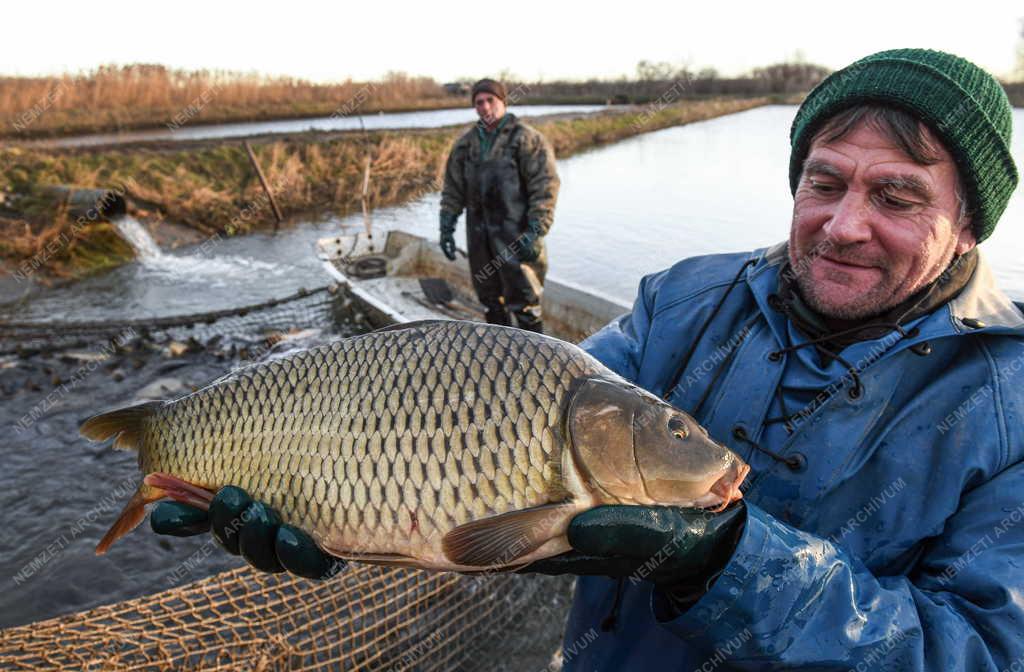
[95,481,166,555]
[80,401,163,451]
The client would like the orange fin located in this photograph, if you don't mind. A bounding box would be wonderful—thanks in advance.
[144,473,215,510]
[441,503,576,568]
[79,401,163,451]
[95,473,215,555]
[95,482,165,555]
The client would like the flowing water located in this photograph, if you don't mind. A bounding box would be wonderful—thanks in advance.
[1,104,1022,628]
[113,216,163,260]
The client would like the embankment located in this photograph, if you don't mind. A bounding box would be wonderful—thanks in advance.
[0,97,769,281]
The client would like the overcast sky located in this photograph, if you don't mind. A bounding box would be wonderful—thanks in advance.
[4,1,1021,82]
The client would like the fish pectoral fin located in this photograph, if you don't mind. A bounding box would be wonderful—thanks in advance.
[442,502,577,568]
[458,563,530,575]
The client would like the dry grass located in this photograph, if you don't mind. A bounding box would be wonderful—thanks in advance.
[1,64,451,139]
[0,212,134,279]
[0,97,768,279]
[0,62,813,141]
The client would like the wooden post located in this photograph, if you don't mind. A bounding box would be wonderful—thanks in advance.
[357,115,374,241]
[360,155,372,238]
[243,141,284,231]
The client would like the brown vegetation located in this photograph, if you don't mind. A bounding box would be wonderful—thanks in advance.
[1,61,826,141]
[1,65,452,139]
[0,98,768,280]
[3,56,1020,145]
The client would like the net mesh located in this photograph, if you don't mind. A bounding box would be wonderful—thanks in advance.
[0,286,573,671]
[0,285,359,356]
[0,564,572,671]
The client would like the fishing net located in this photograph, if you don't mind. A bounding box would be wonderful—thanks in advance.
[0,283,575,670]
[0,285,373,356]
[0,564,573,671]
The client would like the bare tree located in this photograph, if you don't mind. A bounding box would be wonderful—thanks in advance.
[749,62,831,94]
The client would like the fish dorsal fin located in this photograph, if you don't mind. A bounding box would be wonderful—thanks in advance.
[79,401,163,451]
[442,502,577,568]
[370,319,453,334]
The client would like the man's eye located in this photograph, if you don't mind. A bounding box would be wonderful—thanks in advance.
[878,192,915,210]
[809,180,839,193]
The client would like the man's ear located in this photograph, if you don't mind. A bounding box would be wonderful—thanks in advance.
[955,219,977,256]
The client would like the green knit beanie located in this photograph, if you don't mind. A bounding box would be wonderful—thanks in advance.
[789,48,1018,243]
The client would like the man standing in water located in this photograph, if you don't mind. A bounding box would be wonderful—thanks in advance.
[154,50,1024,670]
[438,78,560,333]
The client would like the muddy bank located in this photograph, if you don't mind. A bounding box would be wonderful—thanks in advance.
[0,97,769,282]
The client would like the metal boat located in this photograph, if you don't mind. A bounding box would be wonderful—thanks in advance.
[316,229,629,342]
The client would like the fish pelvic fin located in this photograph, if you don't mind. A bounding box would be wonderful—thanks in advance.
[95,474,216,555]
[143,473,215,510]
[95,481,166,555]
[79,401,163,451]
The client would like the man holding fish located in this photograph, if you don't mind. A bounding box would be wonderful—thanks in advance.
[89,48,1023,670]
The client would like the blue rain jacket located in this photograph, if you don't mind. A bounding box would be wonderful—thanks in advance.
[565,243,1024,671]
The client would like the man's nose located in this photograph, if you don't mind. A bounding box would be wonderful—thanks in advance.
[822,192,873,244]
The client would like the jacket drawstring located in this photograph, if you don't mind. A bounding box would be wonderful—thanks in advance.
[766,322,912,400]
[661,257,927,474]
[662,258,758,401]
[732,425,805,471]
[690,313,762,417]
[745,322,921,470]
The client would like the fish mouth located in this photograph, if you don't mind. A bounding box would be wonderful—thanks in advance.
[692,459,750,512]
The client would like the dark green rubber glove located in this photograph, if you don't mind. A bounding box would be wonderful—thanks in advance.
[523,503,745,595]
[151,486,345,580]
[516,220,543,263]
[439,211,458,261]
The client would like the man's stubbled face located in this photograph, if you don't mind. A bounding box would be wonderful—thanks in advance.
[789,120,976,320]
[474,93,506,128]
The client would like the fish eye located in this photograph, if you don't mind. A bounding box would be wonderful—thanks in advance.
[668,416,688,439]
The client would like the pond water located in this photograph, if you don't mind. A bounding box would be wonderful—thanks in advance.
[22,104,606,148]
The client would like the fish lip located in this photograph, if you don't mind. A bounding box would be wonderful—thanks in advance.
[709,460,749,508]
[686,459,749,511]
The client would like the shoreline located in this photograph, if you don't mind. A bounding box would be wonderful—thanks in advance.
[0,93,782,143]
[0,97,770,283]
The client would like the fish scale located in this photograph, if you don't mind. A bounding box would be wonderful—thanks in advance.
[83,319,749,571]
[157,323,576,553]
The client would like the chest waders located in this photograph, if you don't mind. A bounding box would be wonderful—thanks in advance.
[464,124,546,333]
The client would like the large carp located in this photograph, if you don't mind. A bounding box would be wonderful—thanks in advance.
[82,320,748,571]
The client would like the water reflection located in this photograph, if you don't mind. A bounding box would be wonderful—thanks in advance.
[5,105,1022,322]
